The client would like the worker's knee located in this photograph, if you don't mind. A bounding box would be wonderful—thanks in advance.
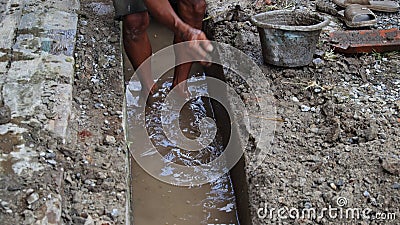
[181,0,206,17]
[123,12,149,41]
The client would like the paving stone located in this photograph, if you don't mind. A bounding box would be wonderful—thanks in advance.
[9,145,43,175]
[2,82,43,117]
[45,84,72,138]
[0,12,20,49]
[5,58,42,83]
[18,11,41,31]
[23,0,80,13]
[0,62,8,74]
[42,10,78,31]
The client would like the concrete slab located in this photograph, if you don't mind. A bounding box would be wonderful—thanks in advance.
[6,58,41,83]
[0,12,20,50]
[2,82,43,118]
[45,84,72,138]
[42,10,79,31]
[0,0,79,224]
[0,62,8,74]
[23,0,80,13]
[6,55,74,83]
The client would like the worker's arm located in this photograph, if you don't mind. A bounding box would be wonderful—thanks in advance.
[143,0,213,57]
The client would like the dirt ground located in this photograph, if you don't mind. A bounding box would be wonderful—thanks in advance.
[210,1,399,224]
[61,0,399,224]
[61,0,128,224]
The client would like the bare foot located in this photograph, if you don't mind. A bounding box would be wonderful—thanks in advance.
[172,80,191,99]
[139,83,158,106]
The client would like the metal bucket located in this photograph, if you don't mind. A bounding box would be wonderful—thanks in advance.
[251,10,329,67]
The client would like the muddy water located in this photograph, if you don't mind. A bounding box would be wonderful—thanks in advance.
[125,20,240,225]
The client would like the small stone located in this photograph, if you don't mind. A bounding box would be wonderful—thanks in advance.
[84,180,92,185]
[312,58,324,67]
[315,50,325,57]
[392,183,400,189]
[363,190,370,197]
[301,105,311,112]
[329,183,337,190]
[292,97,299,103]
[110,209,119,218]
[304,202,312,209]
[74,97,83,104]
[94,103,105,109]
[73,192,82,203]
[381,158,400,175]
[29,119,42,128]
[96,172,107,179]
[0,104,11,125]
[368,97,378,102]
[45,111,57,119]
[370,197,377,206]
[314,177,325,185]
[72,216,86,224]
[101,126,110,131]
[65,174,74,184]
[102,163,111,169]
[336,179,344,187]
[46,159,57,165]
[45,152,56,159]
[95,145,107,153]
[1,201,9,208]
[23,210,35,224]
[103,135,116,145]
[363,177,372,184]
[310,127,319,134]
[84,215,94,225]
[365,124,378,141]
[109,35,118,43]
[27,192,39,204]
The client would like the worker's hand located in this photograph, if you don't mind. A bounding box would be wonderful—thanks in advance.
[180,27,213,66]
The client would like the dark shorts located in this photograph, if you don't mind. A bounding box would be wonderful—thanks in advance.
[112,0,147,20]
[112,0,179,20]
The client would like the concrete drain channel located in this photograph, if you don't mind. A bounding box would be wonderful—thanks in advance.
[124,21,251,225]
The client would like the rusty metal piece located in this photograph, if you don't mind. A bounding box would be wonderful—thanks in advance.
[329,28,400,54]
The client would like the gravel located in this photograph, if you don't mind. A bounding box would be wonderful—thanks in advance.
[209,0,400,224]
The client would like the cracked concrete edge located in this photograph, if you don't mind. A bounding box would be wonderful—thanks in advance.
[120,20,132,225]
[204,0,274,222]
[0,0,80,224]
[124,92,132,225]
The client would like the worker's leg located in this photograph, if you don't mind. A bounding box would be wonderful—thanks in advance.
[173,0,207,97]
[123,11,155,94]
